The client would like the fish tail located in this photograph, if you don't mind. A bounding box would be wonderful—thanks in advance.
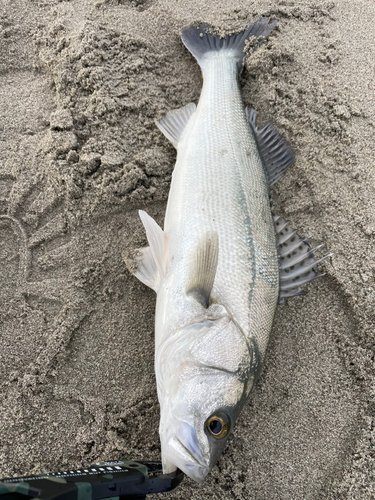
[181,17,277,71]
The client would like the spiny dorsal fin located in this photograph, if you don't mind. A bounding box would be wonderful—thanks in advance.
[274,211,332,304]
[134,210,168,292]
[246,108,295,186]
[155,102,196,148]
[186,231,219,308]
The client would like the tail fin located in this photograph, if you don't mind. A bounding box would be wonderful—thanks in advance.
[181,17,277,71]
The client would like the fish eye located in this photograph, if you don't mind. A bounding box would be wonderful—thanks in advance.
[206,413,229,439]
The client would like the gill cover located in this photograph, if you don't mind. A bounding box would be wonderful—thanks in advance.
[156,306,259,482]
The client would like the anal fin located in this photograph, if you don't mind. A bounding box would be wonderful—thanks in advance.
[156,102,196,148]
[246,108,295,186]
[274,212,332,304]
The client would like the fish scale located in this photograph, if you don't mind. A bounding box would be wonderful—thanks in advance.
[128,18,327,484]
[162,52,278,359]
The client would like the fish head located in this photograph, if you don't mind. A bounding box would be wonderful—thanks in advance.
[156,305,259,483]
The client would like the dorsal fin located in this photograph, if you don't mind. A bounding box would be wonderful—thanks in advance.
[246,108,295,186]
[186,231,219,308]
[274,211,332,304]
[155,102,196,148]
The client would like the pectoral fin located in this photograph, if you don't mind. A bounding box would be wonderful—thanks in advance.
[186,231,219,308]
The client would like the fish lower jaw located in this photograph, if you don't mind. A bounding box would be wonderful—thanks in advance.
[162,435,209,483]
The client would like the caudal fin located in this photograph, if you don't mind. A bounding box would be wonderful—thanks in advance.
[181,17,277,70]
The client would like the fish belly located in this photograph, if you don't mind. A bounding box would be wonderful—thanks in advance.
[158,53,279,360]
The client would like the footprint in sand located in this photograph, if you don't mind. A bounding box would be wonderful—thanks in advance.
[0,177,87,387]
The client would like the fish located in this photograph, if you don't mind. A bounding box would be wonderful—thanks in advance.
[126,17,329,483]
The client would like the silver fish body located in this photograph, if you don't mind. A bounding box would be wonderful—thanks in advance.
[154,49,279,481]
[128,18,322,483]
[158,52,279,356]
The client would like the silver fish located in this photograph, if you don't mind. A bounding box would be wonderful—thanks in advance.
[128,17,328,483]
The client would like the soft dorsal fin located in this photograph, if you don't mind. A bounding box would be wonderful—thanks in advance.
[186,231,219,308]
[246,108,295,186]
[133,210,167,292]
[274,211,332,304]
[155,102,196,148]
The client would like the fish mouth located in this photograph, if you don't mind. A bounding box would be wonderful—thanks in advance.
[164,435,209,483]
[173,435,204,466]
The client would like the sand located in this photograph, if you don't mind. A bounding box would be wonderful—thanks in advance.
[0,0,374,498]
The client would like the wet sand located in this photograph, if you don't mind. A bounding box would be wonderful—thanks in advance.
[0,0,374,498]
